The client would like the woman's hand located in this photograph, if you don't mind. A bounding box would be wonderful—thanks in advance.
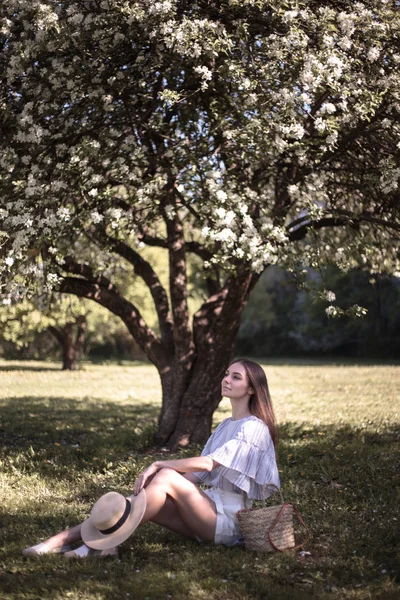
[133,462,161,496]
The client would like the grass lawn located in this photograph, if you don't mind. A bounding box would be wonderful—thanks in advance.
[0,359,399,600]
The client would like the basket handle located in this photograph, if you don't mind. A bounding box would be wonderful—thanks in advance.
[267,503,310,552]
[262,482,285,505]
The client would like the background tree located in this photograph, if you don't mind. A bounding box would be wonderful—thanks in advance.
[1,295,93,368]
[47,313,88,370]
[290,269,400,357]
[1,1,400,447]
[237,266,400,358]
[0,245,185,365]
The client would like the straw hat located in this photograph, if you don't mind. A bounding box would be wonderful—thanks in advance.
[81,490,146,550]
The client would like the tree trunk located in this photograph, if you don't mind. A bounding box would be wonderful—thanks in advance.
[155,272,257,448]
[62,322,77,370]
[155,356,195,446]
[163,356,231,448]
[153,351,233,449]
[48,316,88,370]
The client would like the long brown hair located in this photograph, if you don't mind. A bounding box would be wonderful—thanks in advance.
[230,358,278,447]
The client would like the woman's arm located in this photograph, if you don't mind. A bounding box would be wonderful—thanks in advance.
[153,456,218,473]
[133,456,219,495]
[183,472,201,484]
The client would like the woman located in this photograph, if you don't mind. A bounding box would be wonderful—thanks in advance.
[23,359,280,558]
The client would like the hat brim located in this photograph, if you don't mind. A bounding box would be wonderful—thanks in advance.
[81,489,147,550]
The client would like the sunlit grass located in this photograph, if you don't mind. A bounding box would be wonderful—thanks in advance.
[0,359,399,599]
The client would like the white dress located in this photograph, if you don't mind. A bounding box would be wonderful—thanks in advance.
[193,415,280,545]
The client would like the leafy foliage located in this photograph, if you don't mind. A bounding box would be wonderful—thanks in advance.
[1,0,399,295]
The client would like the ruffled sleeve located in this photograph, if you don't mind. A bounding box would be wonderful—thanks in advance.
[207,418,280,500]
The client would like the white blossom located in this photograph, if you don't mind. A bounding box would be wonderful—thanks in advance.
[283,11,299,22]
[47,273,61,287]
[314,118,327,133]
[194,65,212,89]
[215,207,226,220]
[57,207,71,222]
[91,211,104,224]
[326,131,339,147]
[216,190,227,202]
[164,204,176,220]
[215,227,236,243]
[320,103,337,115]
[224,211,236,226]
[326,291,336,302]
[367,47,380,62]
[325,305,340,317]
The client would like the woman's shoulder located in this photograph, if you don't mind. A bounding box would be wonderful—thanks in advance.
[241,414,268,430]
[239,415,272,446]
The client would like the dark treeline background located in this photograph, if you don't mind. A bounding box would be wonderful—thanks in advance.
[237,267,400,359]
[1,267,400,363]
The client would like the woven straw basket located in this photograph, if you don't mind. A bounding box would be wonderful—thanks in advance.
[237,483,309,553]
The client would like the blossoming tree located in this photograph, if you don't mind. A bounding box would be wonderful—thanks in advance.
[0,294,90,369]
[1,0,399,447]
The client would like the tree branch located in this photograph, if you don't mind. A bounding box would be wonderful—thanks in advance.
[193,271,258,357]
[287,216,348,241]
[287,210,400,242]
[333,209,400,233]
[165,204,194,362]
[90,229,175,353]
[138,228,214,262]
[62,256,120,294]
[58,276,167,367]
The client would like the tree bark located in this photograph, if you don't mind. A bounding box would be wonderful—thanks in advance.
[62,322,77,370]
[48,316,88,370]
[155,272,258,448]
[160,356,230,449]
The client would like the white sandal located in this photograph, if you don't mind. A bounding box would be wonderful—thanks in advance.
[22,542,73,557]
[64,544,119,559]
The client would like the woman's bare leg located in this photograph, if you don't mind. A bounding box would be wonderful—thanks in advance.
[37,524,83,551]
[28,468,216,552]
[150,496,200,539]
[141,468,217,542]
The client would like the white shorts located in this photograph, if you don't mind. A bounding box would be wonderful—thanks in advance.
[202,488,252,546]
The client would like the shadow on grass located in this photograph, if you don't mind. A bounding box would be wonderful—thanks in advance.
[0,359,151,371]
[0,395,160,484]
[1,512,398,600]
[0,397,399,599]
[0,523,317,600]
[0,365,62,372]
[276,421,400,588]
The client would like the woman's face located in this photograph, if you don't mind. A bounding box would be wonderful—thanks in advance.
[222,362,253,400]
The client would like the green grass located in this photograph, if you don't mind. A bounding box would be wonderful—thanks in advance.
[0,359,399,600]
